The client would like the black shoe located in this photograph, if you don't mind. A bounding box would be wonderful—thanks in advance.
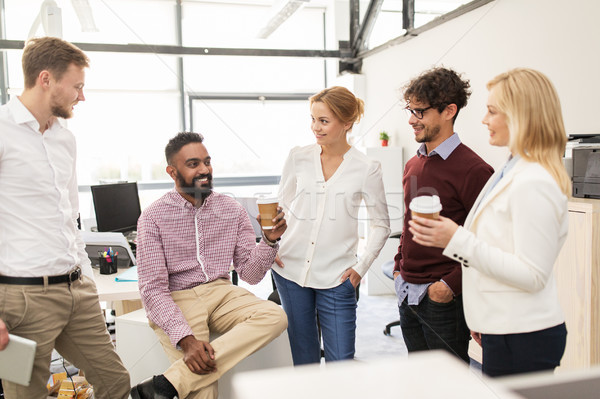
[130,377,174,399]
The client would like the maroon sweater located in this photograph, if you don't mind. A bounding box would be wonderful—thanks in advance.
[394,143,493,295]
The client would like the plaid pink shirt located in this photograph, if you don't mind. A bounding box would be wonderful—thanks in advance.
[136,190,278,346]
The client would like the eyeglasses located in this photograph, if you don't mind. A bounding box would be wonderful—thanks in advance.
[404,106,432,120]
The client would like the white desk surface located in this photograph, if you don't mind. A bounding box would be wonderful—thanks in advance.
[231,351,524,399]
[92,268,140,302]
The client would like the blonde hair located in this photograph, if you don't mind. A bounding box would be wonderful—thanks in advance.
[309,86,364,131]
[487,68,571,196]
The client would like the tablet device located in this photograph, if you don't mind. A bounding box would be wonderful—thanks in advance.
[0,334,37,386]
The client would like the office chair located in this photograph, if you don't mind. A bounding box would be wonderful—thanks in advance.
[382,260,400,336]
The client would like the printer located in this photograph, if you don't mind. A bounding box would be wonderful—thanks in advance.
[572,145,600,199]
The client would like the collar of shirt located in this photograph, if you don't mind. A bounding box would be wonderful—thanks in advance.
[165,189,215,210]
[417,132,461,160]
[501,154,520,176]
[315,143,355,160]
[9,96,46,133]
[477,154,522,210]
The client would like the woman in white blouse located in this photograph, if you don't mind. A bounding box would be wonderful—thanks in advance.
[272,86,390,365]
[408,68,570,377]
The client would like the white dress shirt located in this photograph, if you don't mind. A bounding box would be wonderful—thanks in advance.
[274,144,391,288]
[0,97,92,278]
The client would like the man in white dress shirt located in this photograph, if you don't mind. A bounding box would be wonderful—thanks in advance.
[0,37,130,399]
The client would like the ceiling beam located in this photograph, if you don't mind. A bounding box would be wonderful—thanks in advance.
[0,39,342,58]
[352,0,384,54]
[349,0,360,45]
[403,0,414,30]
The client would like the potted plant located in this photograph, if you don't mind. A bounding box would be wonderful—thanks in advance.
[379,131,389,147]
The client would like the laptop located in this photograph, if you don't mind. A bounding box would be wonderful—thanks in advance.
[0,334,37,386]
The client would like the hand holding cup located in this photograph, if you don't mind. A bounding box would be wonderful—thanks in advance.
[256,198,287,242]
[408,195,458,248]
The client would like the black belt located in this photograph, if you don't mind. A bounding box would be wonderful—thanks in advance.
[0,268,82,285]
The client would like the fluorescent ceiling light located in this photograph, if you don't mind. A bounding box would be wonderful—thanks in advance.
[28,0,98,38]
[257,0,310,39]
[71,0,99,32]
[28,0,63,38]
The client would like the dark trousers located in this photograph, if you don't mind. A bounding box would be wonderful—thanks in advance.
[481,323,567,377]
[399,294,470,364]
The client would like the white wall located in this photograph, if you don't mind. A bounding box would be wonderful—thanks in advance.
[360,0,600,171]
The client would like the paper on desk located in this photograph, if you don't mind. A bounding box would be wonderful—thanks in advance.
[115,266,138,282]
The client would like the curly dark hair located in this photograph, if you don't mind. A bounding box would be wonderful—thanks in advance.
[403,67,471,123]
[165,132,204,165]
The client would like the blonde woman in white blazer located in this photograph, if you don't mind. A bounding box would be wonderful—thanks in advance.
[408,68,570,377]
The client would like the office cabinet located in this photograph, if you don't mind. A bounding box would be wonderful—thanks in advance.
[554,198,600,370]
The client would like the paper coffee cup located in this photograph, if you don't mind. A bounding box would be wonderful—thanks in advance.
[256,197,279,230]
[409,195,442,220]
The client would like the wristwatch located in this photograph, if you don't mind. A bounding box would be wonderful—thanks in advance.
[262,232,280,247]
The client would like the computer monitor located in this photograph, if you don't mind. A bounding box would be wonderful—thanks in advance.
[91,182,141,233]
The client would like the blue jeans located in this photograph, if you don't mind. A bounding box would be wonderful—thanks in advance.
[398,294,470,363]
[272,272,357,365]
[481,323,567,377]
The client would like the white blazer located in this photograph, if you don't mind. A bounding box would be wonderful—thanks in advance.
[443,158,567,334]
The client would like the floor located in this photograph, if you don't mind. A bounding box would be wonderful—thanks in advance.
[355,289,407,361]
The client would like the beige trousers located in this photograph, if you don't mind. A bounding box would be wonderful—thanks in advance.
[0,275,130,399]
[150,279,287,399]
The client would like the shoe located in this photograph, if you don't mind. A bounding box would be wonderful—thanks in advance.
[130,377,174,399]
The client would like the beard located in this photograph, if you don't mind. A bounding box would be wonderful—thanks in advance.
[50,93,74,119]
[415,124,441,143]
[177,172,213,202]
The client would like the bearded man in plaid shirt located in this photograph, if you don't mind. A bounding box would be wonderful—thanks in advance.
[130,132,288,399]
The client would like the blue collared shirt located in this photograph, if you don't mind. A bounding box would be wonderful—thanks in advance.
[479,154,520,205]
[396,133,462,305]
[417,132,461,160]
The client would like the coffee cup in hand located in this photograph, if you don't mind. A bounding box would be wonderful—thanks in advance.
[257,198,279,230]
[409,195,442,221]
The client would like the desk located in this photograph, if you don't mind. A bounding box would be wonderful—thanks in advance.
[92,268,142,315]
[231,351,522,399]
[92,267,140,302]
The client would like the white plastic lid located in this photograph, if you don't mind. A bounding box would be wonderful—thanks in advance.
[409,195,442,214]
[256,197,279,205]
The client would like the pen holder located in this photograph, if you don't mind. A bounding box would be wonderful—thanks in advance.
[99,255,118,275]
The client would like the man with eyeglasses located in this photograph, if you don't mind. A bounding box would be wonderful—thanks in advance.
[392,67,493,363]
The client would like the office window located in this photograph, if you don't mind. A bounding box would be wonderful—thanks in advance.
[181,1,326,50]
[191,98,315,178]
[183,56,325,93]
[4,0,177,44]
[366,0,474,50]
[5,50,181,185]
[1,1,329,187]
[69,90,180,185]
